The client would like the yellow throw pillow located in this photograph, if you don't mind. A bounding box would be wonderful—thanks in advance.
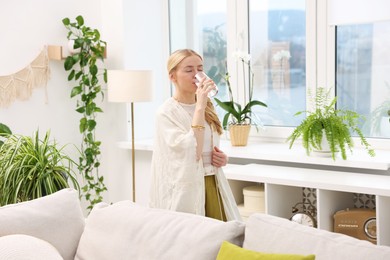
[216,241,315,260]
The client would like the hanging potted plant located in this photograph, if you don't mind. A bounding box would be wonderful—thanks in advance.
[62,15,107,211]
[215,52,267,146]
[0,130,80,206]
[287,87,375,160]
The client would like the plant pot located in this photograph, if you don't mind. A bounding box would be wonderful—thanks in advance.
[229,124,251,146]
[312,129,332,157]
[380,116,390,138]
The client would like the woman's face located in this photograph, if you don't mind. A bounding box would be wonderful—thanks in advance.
[171,55,203,95]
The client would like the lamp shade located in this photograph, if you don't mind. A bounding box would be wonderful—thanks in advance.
[107,70,153,103]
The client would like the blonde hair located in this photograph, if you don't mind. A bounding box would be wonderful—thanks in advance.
[168,49,223,135]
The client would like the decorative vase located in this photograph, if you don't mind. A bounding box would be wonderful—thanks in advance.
[229,124,251,146]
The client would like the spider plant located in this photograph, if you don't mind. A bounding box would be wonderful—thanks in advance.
[0,130,80,205]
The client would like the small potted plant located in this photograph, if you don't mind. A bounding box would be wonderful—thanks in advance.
[287,87,375,160]
[0,130,80,205]
[214,52,267,146]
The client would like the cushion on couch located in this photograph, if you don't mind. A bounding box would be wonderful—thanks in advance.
[75,201,245,260]
[243,213,390,260]
[0,188,85,260]
[216,241,315,260]
[0,234,64,260]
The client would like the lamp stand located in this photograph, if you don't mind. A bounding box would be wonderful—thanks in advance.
[130,102,136,202]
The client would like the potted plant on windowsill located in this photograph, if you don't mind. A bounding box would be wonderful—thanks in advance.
[287,87,375,160]
[214,52,267,146]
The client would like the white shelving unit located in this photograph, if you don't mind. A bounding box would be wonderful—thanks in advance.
[224,163,390,246]
[121,138,390,246]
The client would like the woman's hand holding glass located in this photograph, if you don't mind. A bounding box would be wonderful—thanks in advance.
[195,72,218,98]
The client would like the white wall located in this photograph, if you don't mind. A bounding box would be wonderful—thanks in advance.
[0,0,167,211]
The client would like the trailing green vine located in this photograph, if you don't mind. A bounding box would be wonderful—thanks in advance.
[62,15,107,211]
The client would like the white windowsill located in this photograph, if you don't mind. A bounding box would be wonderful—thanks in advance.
[117,139,390,171]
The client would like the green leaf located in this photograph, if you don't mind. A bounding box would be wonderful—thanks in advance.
[62,18,70,26]
[72,54,80,63]
[68,70,75,81]
[0,123,12,135]
[79,118,87,133]
[89,64,98,76]
[64,57,75,71]
[94,107,103,113]
[87,120,97,131]
[76,15,84,26]
[76,107,85,113]
[75,71,83,80]
[70,86,82,98]
[103,70,107,83]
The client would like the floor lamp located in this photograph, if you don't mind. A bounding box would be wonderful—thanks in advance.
[107,70,153,202]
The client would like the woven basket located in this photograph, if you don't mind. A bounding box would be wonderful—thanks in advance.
[229,124,251,146]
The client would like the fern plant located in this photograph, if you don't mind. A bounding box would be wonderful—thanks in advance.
[287,87,375,160]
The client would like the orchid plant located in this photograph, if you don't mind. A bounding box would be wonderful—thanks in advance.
[214,51,267,130]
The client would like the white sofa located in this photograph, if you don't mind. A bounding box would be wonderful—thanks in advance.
[1,188,390,260]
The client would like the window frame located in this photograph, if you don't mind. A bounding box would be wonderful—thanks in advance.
[324,0,390,149]
[166,0,390,150]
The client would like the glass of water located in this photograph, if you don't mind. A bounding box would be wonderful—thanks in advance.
[195,72,219,98]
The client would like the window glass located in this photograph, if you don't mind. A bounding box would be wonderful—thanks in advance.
[249,0,306,127]
[169,0,228,102]
[336,21,390,139]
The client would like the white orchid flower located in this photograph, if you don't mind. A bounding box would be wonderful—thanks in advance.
[232,51,251,63]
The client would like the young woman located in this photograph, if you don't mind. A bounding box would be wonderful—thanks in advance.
[150,49,241,221]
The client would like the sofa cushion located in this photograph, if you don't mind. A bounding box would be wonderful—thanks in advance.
[0,188,85,260]
[75,201,245,260]
[0,234,63,260]
[244,213,390,260]
[217,241,315,260]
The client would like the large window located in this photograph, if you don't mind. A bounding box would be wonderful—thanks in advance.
[336,21,390,139]
[169,0,228,101]
[249,0,306,127]
[168,0,390,145]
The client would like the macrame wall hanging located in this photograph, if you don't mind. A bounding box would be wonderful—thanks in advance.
[0,46,50,108]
